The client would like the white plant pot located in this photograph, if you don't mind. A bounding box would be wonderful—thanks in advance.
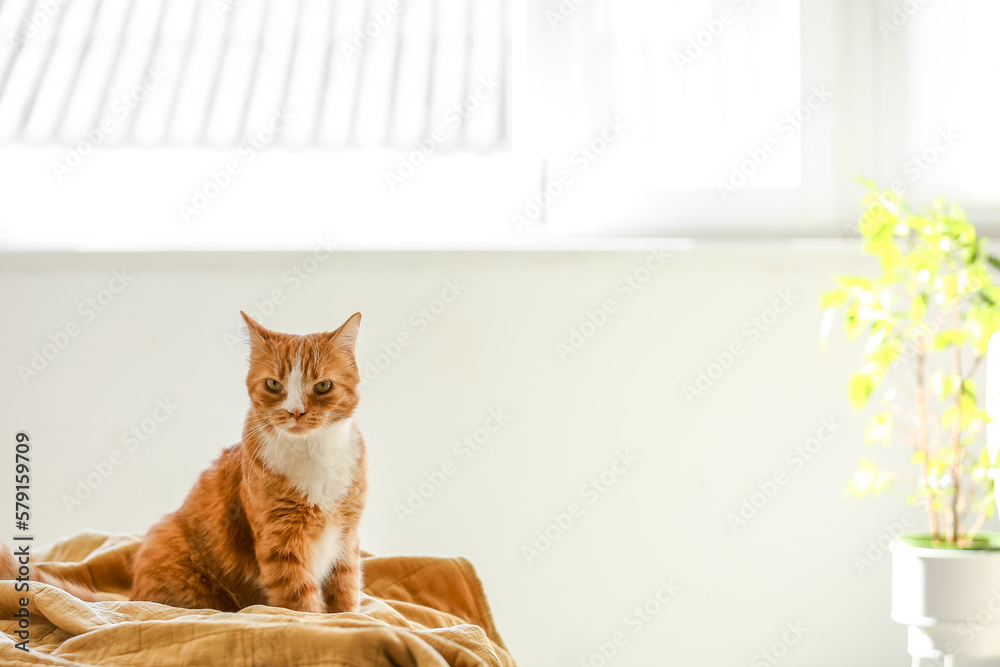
[892,539,1000,666]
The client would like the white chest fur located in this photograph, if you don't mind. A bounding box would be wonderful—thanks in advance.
[261,418,361,508]
[262,418,360,582]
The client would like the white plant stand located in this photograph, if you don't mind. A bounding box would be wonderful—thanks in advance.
[891,540,1000,666]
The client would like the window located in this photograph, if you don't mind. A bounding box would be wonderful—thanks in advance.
[0,0,509,148]
[0,0,997,250]
[879,0,1000,213]
[525,0,813,236]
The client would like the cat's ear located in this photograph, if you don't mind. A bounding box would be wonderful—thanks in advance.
[240,311,274,346]
[329,312,362,353]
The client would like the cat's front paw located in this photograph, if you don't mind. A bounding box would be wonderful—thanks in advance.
[325,598,360,613]
[269,591,325,613]
[298,597,326,614]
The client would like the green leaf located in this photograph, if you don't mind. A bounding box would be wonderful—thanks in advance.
[837,275,873,291]
[932,329,968,350]
[950,202,967,222]
[846,460,881,498]
[940,274,959,301]
[962,378,978,400]
[865,412,893,447]
[854,175,880,191]
[979,446,992,466]
[969,305,1000,355]
[966,242,980,266]
[928,457,949,479]
[844,302,864,340]
[981,285,1000,306]
[931,372,962,398]
[848,372,875,411]
[868,335,902,366]
[864,227,903,272]
[820,288,848,310]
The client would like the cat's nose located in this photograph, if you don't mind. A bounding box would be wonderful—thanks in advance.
[288,409,306,419]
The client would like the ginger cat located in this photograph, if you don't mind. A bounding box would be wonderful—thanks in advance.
[128,312,367,613]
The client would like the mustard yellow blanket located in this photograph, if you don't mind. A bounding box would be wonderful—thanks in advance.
[0,532,515,666]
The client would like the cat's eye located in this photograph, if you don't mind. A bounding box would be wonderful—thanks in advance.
[265,379,283,393]
[314,380,333,394]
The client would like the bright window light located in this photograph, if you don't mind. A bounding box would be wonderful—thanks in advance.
[0,0,998,249]
[902,0,1000,206]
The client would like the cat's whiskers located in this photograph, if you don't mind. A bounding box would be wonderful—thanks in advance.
[223,443,240,476]
[243,419,276,443]
[243,414,273,427]
[241,415,279,450]
[241,417,273,438]
[243,424,275,496]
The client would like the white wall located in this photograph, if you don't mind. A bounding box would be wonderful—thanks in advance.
[0,245,941,666]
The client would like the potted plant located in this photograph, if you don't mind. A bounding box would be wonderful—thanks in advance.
[821,181,1000,665]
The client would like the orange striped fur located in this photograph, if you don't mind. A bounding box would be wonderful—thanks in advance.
[129,312,367,612]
